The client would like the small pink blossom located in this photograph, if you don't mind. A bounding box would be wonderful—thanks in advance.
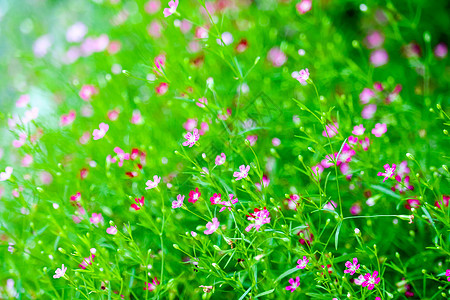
[296,0,312,14]
[53,264,67,279]
[21,154,33,167]
[79,254,95,269]
[393,176,414,193]
[354,274,365,285]
[233,164,250,180]
[60,110,76,126]
[434,43,448,59]
[16,95,30,107]
[215,153,226,165]
[131,110,143,124]
[209,193,222,205]
[145,1,161,14]
[147,20,163,38]
[183,119,197,131]
[131,196,145,210]
[90,213,103,225]
[199,122,209,135]
[372,123,387,137]
[108,109,120,121]
[23,107,39,124]
[362,271,381,290]
[196,97,208,108]
[350,203,362,215]
[188,188,201,203]
[172,194,184,209]
[377,164,396,182]
[359,137,370,151]
[268,47,287,67]
[352,124,365,136]
[285,276,300,292]
[291,68,310,85]
[344,258,360,275]
[286,194,300,210]
[0,167,13,181]
[204,217,220,235]
[324,201,337,211]
[93,123,109,140]
[322,122,339,138]
[272,137,281,147]
[66,22,87,43]
[219,194,238,212]
[245,207,270,232]
[370,49,389,67]
[246,135,258,146]
[296,256,309,269]
[255,175,270,191]
[145,175,161,190]
[397,161,410,177]
[163,0,178,17]
[359,88,375,104]
[79,85,98,101]
[435,195,449,209]
[144,277,160,291]
[445,269,450,281]
[365,31,385,49]
[182,128,200,147]
[106,226,118,235]
[362,104,377,119]
[155,82,168,95]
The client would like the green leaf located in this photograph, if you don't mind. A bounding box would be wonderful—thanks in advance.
[238,287,252,300]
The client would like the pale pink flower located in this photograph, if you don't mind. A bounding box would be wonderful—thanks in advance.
[359,137,370,151]
[53,264,67,279]
[108,109,120,121]
[79,85,98,101]
[396,161,410,177]
[130,110,143,124]
[16,95,29,107]
[268,47,287,67]
[371,123,387,137]
[344,258,360,275]
[359,88,375,104]
[23,107,39,124]
[322,122,339,138]
[12,133,26,148]
[155,82,168,95]
[215,153,226,165]
[163,0,178,17]
[196,97,208,108]
[377,164,396,182]
[107,41,121,55]
[21,154,33,167]
[352,124,365,136]
[362,104,377,119]
[245,207,270,232]
[365,31,385,49]
[286,276,300,292]
[204,217,220,235]
[324,200,337,211]
[79,131,91,144]
[350,203,361,215]
[217,32,233,46]
[296,256,309,269]
[172,194,184,209]
[296,0,312,14]
[195,27,209,39]
[354,274,365,285]
[0,167,13,182]
[183,118,197,131]
[60,110,76,126]
[311,164,324,180]
[291,68,309,85]
[255,175,270,191]
[183,128,199,147]
[90,213,103,225]
[219,194,238,212]
[233,164,250,180]
[145,175,161,190]
[147,20,163,38]
[199,122,209,135]
[434,43,448,59]
[79,254,95,269]
[92,123,109,140]
[33,35,51,57]
[106,226,118,235]
[370,49,388,67]
[145,0,161,14]
[246,135,258,146]
[66,22,87,43]
[272,137,281,147]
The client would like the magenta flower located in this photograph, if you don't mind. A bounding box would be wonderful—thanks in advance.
[296,256,309,269]
[219,194,238,212]
[434,43,448,59]
[362,271,381,290]
[245,207,270,232]
[344,258,360,275]
[145,175,161,190]
[92,123,109,140]
[435,195,449,209]
[285,276,300,292]
[106,225,118,235]
[0,167,13,182]
[365,31,385,49]
[53,264,67,279]
[60,110,76,126]
[90,213,103,225]
[233,164,250,180]
[204,217,220,235]
[359,137,370,151]
[372,123,387,137]
[182,128,199,147]
[209,193,222,205]
[188,188,201,203]
[255,174,270,191]
[322,122,339,138]
[144,277,160,291]
[131,196,144,210]
[163,0,178,17]
[377,164,396,182]
[155,82,168,95]
[445,269,450,281]
[291,68,310,85]
[296,0,312,14]
[352,124,366,136]
[172,194,184,209]
[215,153,226,165]
[79,254,95,269]
[79,85,98,101]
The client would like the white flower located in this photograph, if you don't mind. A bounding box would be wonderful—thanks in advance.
[53,264,67,279]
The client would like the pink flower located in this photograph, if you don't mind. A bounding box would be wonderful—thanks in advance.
[145,175,161,190]
[348,135,358,145]
[183,118,197,131]
[404,198,420,210]
[131,110,143,124]
[217,32,233,46]
[311,164,324,180]
[215,153,226,165]
[393,176,414,193]
[172,194,184,208]
[23,107,39,124]
[245,207,270,232]
[60,110,76,126]
[322,122,339,138]
[209,193,222,205]
[108,109,120,121]
[372,123,387,137]
[92,123,109,140]
[362,104,377,119]
[204,217,220,235]
[233,164,250,180]
[397,161,410,177]
[33,35,51,57]
[435,195,449,209]
[296,256,309,269]
[196,97,208,108]
[66,22,87,43]
[445,269,450,281]
[272,137,281,147]
[79,254,95,269]
[246,135,258,146]
[362,271,381,290]
[188,188,201,203]
[145,1,161,14]
[434,43,448,59]
[219,194,238,212]
[377,164,396,182]
[359,137,370,151]
[291,68,310,85]
[53,264,67,279]
[267,47,287,67]
[0,167,13,181]
[370,49,388,67]
[147,20,162,38]
[131,196,145,210]
[79,85,98,101]
[144,277,160,291]
[350,203,362,215]
[90,213,103,225]
[199,122,209,135]
[344,258,360,275]
[255,175,270,191]
[359,88,375,104]
[155,82,169,95]
[16,95,30,107]
[354,274,365,285]
[296,0,312,14]
[352,124,365,136]
[365,31,385,49]
[285,276,300,292]
[163,0,178,17]
[324,201,337,211]
[182,128,199,147]
[21,154,33,167]
[106,226,118,235]
[286,194,300,210]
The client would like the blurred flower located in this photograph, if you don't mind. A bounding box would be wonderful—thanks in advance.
[352,124,365,136]
[33,35,52,57]
[365,31,384,49]
[131,196,145,210]
[235,38,248,53]
[217,32,233,46]
[66,22,87,43]
[145,175,161,190]
[393,176,414,193]
[90,213,103,225]
[359,137,370,151]
[21,154,33,167]
[163,0,179,17]
[155,82,169,95]
[16,95,29,107]
[145,0,161,14]
[79,85,98,101]
[268,47,287,67]
[148,20,163,38]
[292,68,310,85]
[296,256,309,269]
[404,198,420,210]
[246,135,258,146]
[196,97,208,108]
[215,153,226,165]
[344,258,360,275]
[322,122,339,138]
[434,43,448,58]
[372,123,387,137]
[377,164,396,182]
[435,195,449,209]
[359,88,375,104]
[204,217,220,234]
[53,264,67,279]
[0,167,13,181]
[210,193,221,205]
[362,104,377,119]
[296,0,312,14]
[106,226,118,235]
[233,164,250,180]
[255,174,270,191]
[199,285,213,293]
[92,123,109,140]
[79,254,95,269]
[285,276,300,292]
[182,128,199,147]
[131,110,143,124]
[60,110,76,126]
[370,49,388,67]
[144,277,160,291]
